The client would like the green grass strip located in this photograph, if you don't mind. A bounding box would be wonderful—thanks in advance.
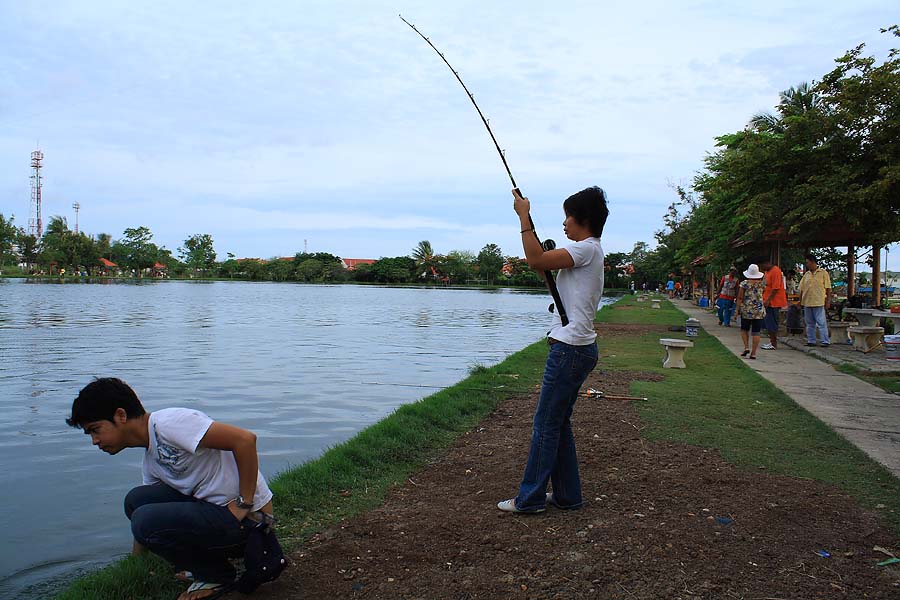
[55,340,549,599]
[598,295,900,532]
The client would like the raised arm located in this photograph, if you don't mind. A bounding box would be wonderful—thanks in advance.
[513,190,575,272]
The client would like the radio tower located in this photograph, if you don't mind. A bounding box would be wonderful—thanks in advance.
[72,202,80,234]
[28,150,44,238]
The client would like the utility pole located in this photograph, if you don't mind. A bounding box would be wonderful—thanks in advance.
[72,202,80,235]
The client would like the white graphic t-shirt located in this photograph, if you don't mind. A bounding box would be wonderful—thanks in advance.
[548,237,605,345]
[142,408,273,510]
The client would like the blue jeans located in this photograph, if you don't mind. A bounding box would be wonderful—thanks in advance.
[515,341,598,511]
[125,484,252,583]
[716,298,735,325]
[804,306,830,345]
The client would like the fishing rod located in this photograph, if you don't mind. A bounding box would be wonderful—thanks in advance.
[399,15,569,326]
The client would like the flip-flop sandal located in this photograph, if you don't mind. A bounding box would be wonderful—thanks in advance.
[740,350,750,357]
[748,356,757,359]
[184,581,224,598]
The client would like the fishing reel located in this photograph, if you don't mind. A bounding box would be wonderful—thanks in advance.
[542,238,556,314]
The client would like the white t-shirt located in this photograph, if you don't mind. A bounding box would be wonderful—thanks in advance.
[142,408,273,511]
[548,237,605,345]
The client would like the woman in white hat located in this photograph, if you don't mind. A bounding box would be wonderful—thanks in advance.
[735,263,767,359]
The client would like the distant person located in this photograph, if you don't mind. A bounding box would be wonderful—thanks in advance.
[735,263,766,359]
[760,258,788,350]
[785,269,799,295]
[66,378,279,600]
[674,280,683,298]
[716,267,739,327]
[799,254,832,347]
[666,277,675,298]
[499,186,607,513]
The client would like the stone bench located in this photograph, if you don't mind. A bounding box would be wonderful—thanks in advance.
[848,326,884,353]
[651,299,662,310]
[828,321,852,345]
[659,338,694,368]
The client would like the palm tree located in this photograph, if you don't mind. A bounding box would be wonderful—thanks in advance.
[411,240,436,279]
[750,82,821,133]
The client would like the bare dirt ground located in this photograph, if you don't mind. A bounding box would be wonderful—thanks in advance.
[256,323,899,599]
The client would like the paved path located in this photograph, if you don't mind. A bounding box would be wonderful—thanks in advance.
[674,299,900,479]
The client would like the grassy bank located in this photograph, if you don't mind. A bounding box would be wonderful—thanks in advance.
[599,295,900,531]
[55,339,550,599]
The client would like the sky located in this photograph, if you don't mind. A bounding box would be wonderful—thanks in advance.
[0,0,896,262]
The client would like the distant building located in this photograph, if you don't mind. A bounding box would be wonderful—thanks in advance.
[341,258,376,270]
[98,258,118,276]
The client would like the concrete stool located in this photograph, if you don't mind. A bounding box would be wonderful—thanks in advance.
[637,296,646,302]
[659,338,694,368]
[828,321,852,345]
[848,326,884,352]
[651,299,662,310]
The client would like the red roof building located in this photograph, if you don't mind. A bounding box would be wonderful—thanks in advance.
[99,258,117,268]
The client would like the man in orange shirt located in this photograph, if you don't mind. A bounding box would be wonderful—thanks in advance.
[760,258,788,349]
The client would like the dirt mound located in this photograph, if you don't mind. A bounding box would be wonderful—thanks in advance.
[258,370,898,599]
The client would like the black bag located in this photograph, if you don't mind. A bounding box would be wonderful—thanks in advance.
[236,520,287,593]
[208,518,287,598]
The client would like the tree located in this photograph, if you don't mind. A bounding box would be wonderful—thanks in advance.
[296,258,324,281]
[411,240,437,279]
[604,251,632,289]
[40,216,71,273]
[477,243,504,284]
[369,256,416,283]
[95,233,113,260]
[440,250,475,283]
[121,226,159,276]
[179,233,217,275]
[0,213,17,266]
[16,230,39,270]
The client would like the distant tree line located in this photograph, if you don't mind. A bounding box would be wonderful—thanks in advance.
[0,216,551,286]
[622,26,900,288]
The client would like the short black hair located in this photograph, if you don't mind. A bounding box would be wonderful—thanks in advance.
[66,377,146,428]
[563,186,609,238]
[804,253,817,263]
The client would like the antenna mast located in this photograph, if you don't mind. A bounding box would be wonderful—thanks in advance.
[29,150,44,237]
[73,202,81,235]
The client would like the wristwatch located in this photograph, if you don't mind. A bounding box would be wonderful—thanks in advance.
[236,495,254,510]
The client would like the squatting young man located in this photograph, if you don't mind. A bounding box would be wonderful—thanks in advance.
[67,377,274,600]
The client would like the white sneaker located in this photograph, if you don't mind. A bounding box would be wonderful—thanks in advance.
[760,343,775,350]
[497,498,544,513]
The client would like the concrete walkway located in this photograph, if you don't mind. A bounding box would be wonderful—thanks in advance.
[674,299,900,479]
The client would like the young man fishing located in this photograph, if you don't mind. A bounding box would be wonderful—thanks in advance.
[498,186,607,513]
[66,377,275,600]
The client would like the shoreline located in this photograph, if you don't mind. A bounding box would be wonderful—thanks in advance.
[52,321,555,599]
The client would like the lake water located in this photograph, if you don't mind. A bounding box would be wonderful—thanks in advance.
[0,278,613,598]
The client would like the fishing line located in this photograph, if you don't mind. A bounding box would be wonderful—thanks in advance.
[399,15,569,326]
